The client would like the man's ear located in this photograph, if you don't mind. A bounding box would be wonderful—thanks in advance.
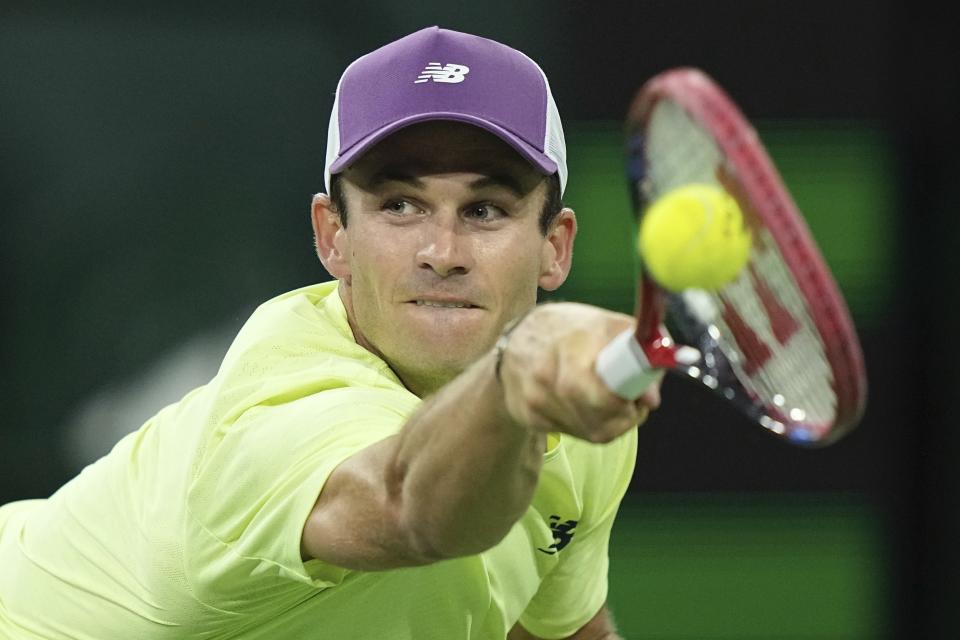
[538,207,577,291]
[311,193,351,281]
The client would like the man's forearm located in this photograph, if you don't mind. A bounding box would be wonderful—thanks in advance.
[390,348,545,559]
[302,303,647,570]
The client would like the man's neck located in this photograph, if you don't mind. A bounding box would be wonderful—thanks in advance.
[337,283,456,398]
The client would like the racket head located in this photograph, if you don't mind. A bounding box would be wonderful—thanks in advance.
[626,68,867,447]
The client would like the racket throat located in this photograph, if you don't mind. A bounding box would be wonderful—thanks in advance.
[596,327,700,400]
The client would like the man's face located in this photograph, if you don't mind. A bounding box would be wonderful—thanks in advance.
[317,121,574,395]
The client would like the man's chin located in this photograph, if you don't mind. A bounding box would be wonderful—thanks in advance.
[413,345,484,375]
[389,355,472,397]
[402,308,493,351]
[390,339,491,392]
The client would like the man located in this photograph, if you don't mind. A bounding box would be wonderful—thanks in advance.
[0,27,657,639]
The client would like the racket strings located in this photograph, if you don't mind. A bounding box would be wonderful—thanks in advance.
[647,101,723,194]
[743,227,835,428]
[646,99,836,435]
[710,251,835,435]
[717,246,835,428]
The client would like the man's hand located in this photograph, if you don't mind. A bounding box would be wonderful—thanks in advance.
[499,302,660,443]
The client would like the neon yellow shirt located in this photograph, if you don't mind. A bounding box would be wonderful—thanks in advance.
[0,281,637,639]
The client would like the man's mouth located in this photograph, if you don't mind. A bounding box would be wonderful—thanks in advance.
[412,299,478,309]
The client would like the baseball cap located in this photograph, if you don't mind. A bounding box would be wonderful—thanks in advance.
[324,26,567,195]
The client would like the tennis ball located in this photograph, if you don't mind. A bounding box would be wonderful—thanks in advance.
[638,183,752,291]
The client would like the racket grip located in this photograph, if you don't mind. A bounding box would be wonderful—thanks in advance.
[595,329,665,400]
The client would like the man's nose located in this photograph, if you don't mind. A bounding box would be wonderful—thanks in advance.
[415,216,472,277]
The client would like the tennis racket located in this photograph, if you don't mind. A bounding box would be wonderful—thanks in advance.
[595,68,867,447]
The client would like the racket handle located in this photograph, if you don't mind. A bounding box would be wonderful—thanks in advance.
[595,329,666,400]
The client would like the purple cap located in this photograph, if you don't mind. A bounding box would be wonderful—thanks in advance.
[324,27,567,194]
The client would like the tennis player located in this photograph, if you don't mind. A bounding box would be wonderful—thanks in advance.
[0,27,657,639]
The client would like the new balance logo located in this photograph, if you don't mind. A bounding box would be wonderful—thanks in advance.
[537,515,578,555]
[415,62,470,84]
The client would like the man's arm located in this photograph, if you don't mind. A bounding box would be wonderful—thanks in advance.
[508,604,621,640]
[301,303,652,570]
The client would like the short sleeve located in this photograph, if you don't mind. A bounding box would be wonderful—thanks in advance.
[517,506,615,638]
[185,386,420,602]
[518,431,636,638]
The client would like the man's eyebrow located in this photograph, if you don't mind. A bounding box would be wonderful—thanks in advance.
[368,170,426,189]
[365,169,530,197]
[468,174,527,198]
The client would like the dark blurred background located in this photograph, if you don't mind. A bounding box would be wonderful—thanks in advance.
[1,1,955,638]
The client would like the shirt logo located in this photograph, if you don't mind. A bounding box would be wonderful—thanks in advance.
[415,62,470,84]
[537,514,578,555]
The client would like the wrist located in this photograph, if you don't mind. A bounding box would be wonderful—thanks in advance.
[494,311,529,385]
[490,312,549,445]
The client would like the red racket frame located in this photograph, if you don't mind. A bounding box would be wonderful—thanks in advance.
[628,68,867,443]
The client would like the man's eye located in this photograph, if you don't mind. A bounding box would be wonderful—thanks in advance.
[383,200,419,216]
[464,204,506,221]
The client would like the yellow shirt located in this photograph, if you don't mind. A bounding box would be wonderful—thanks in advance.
[0,281,637,639]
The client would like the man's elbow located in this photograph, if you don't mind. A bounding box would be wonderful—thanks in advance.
[398,504,515,562]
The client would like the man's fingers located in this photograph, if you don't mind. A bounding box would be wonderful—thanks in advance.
[634,404,650,427]
[639,382,661,410]
[499,302,662,443]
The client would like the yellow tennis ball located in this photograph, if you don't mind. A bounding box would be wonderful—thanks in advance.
[638,183,752,291]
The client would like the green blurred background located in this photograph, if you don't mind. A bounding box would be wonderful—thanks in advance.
[555,121,893,638]
[1,1,956,638]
